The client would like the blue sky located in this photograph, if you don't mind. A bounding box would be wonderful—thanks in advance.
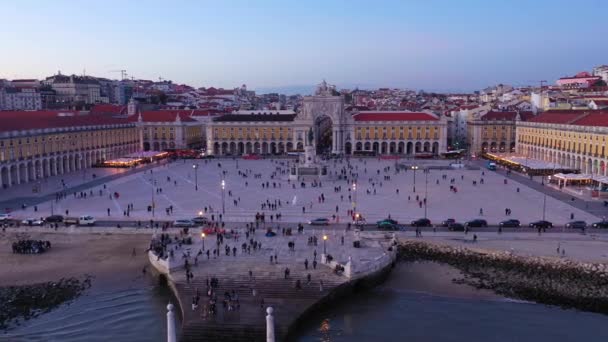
[1,0,607,92]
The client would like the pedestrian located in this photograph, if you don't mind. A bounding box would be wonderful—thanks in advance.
[313,260,317,269]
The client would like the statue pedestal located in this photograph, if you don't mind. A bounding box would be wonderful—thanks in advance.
[290,145,327,181]
[303,145,315,166]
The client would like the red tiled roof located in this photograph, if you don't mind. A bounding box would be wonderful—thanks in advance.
[519,111,535,121]
[459,105,479,110]
[0,111,133,132]
[527,111,584,124]
[136,110,197,123]
[353,111,438,122]
[571,111,608,127]
[90,104,126,115]
[481,111,517,121]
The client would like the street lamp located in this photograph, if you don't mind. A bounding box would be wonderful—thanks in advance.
[193,164,198,191]
[221,179,226,216]
[323,234,328,254]
[352,182,357,217]
[424,169,429,218]
[151,170,155,217]
[411,165,419,192]
[201,232,206,250]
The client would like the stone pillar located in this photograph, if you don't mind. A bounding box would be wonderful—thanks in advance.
[167,303,177,342]
[139,128,144,151]
[44,160,50,178]
[266,307,275,342]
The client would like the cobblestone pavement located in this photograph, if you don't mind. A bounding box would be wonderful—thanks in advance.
[8,158,606,225]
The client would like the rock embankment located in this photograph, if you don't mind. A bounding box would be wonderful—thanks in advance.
[398,240,608,313]
[0,276,92,330]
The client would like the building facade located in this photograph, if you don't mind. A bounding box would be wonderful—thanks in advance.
[0,111,139,189]
[44,74,102,105]
[467,111,533,154]
[516,110,608,175]
[205,81,448,156]
[0,86,42,110]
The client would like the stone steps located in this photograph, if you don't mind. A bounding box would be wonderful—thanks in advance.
[175,270,344,341]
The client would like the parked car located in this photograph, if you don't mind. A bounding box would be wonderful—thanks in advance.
[377,222,401,231]
[45,215,64,223]
[64,217,79,225]
[0,213,11,221]
[499,219,520,228]
[566,220,587,229]
[465,219,488,228]
[529,220,553,229]
[377,218,398,226]
[411,218,432,227]
[309,218,329,226]
[203,227,225,235]
[78,215,96,226]
[21,218,44,226]
[448,223,465,231]
[173,219,195,227]
[441,218,455,227]
[592,221,608,228]
[192,216,209,225]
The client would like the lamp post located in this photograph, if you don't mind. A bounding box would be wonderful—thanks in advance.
[543,176,550,220]
[151,170,155,217]
[201,232,206,250]
[424,169,428,218]
[323,234,328,254]
[411,165,419,192]
[221,179,226,216]
[193,164,198,191]
[352,182,357,217]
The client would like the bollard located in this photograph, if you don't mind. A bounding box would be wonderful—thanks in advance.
[167,303,177,342]
[266,307,275,342]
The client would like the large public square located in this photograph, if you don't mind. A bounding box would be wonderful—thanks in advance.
[8,157,601,226]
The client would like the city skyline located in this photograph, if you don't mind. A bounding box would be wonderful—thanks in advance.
[1,0,608,92]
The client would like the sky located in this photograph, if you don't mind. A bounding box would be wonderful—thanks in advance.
[1,0,608,93]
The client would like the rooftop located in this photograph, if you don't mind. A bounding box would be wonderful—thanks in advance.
[213,114,297,123]
[0,111,133,133]
[353,111,438,122]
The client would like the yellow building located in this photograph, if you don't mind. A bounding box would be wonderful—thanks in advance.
[351,112,446,155]
[467,111,534,154]
[207,114,297,155]
[205,111,447,156]
[516,110,608,175]
[0,110,139,189]
[136,110,205,151]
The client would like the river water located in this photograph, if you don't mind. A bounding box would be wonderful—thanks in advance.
[3,262,608,342]
[0,274,177,342]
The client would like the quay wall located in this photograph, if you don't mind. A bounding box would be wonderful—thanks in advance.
[398,240,608,313]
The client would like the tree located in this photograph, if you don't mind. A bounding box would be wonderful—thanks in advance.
[593,79,607,87]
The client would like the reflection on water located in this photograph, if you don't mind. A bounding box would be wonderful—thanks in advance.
[4,261,608,342]
[295,262,608,342]
[0,274,176,342]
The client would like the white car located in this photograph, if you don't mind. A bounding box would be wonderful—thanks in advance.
[21,218,44,226]
[78,216,96,226]
[0,213,12,221]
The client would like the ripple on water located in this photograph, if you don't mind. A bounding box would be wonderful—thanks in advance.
[295,261,608,342]
[0,277,176,342]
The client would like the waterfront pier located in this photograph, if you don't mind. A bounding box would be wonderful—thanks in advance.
[149,228,397,341]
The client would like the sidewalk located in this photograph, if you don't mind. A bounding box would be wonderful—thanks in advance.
[472,160,608,219]
[0,160,168,213]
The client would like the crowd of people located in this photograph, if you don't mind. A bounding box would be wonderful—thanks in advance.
[12,239,51,254]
